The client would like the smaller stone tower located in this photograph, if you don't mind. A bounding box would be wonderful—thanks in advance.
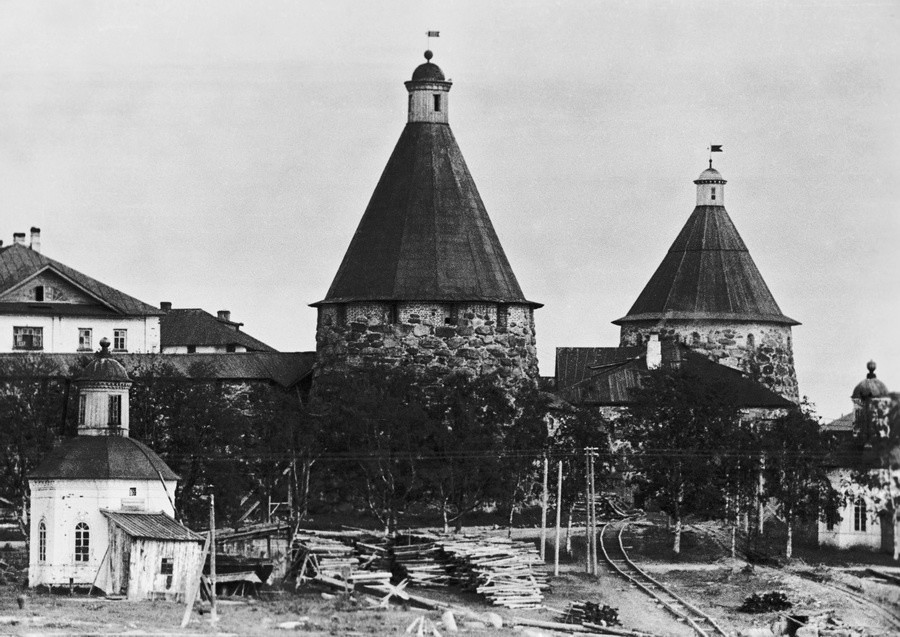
[312,51,541,383]
[852,360,892,440]
[614,163,800,402]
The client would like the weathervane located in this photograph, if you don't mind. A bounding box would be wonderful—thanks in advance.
[426,29,440,52]
[708,144,723,168]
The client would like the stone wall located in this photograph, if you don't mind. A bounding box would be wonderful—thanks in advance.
[619,320,798,403]
[315,301,538,382]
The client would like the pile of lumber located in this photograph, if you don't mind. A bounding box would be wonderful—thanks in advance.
[391,539,451,588]
[439,536,548,609]
[290,530,392,588]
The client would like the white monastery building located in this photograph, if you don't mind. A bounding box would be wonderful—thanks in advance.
[0,229,161,353]
[28,338,202,599]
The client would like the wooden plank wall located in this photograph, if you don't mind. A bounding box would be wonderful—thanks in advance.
[126,538,202,600]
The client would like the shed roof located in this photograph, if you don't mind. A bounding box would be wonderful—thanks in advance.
[0,352,314,388]
[0,243,160,316]
[555,342,794,408]
[160,308,276,352]
[614,206,798,326]
[102,510,202,541]
[29,436,178,481]
[314,122,539,307]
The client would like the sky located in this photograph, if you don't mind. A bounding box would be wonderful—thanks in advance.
[0,1,897,421]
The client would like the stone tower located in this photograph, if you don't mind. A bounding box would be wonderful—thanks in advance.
[313,51,540,382]
[613,164,800,402]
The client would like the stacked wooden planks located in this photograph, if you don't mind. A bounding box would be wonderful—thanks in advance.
[391,538,451,587]
[291,530,392,588]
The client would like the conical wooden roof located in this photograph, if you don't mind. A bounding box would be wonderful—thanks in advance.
[614,205,798,325]
[314,122,538,307]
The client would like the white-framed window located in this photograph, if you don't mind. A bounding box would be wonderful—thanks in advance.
[113,329,127,351]
[78,395,87,425]
[854,498,867,532]
[129,487,137,496]
[38,520,47,562]
[13,326,43,350]
[74,522,89,562]
[108,395,122,427]
[78,328,92,351]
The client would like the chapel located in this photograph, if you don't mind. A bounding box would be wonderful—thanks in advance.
[312,51,540,382]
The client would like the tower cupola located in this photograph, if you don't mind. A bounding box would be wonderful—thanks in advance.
[405,50,452,124]
[694,164,726,206]
[75,337,132,437]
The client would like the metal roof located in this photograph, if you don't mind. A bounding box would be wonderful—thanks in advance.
[614,206,798,326]
[0,243,160,317]
[0,351,314,388]
[29,436,179,481]
[314,122,539,307]
[555,342,794,408]
[102,510,202,541]
[160,308,276,352]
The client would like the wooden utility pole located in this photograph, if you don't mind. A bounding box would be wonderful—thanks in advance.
[554,459,563,576]
[584,448,591,574]
[209,494,217,623]
[589,448,598,574]
[540,454,549,561]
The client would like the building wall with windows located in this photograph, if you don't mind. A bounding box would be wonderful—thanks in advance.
[0,315,159,353]
[28,478,176,587]
[818,469,886,550]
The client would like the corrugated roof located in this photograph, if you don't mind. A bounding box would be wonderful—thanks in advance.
[314,122,539,307]
[556,342,794,408]
[161,309,276,352]
[0,352,314,388]
[102,510,202,541]
[614,206,798,326]
[29,436,179,481]
[0,244,160,316]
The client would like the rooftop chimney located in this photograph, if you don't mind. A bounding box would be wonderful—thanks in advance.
[29,227,41,253]
[646,332,662,370]
[160,301,172,312]
[217,310,231,323]
[13,233,25,245]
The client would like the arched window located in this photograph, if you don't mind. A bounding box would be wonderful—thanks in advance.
[747,333,755,349]
[75,522,90,562]
[38,521,47,562]
[854,498,867,532]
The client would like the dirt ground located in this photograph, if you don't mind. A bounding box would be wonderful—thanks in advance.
[1,521,899,636]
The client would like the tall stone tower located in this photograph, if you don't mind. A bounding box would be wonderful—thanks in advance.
[613,164,800,402]
[313,51,540,382]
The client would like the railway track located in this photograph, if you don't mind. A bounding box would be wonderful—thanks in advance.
[599,519,729,637]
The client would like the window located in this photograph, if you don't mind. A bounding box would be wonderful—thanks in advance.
[747,333,755,349]
[108,395,122,427]
[186,345,196,353]
[711,187,716,201]
[78,328,92,351]
[113,329,127,351]
[78,395,86,425]
[35,285,44,301]
[854,498,867,532]
[433,94,441,112]
[74,522,89,562]
[13,326,43,350]
[38,521,46,562]
[129,487,137,496]
[160,558,174,575]
[225,344,236,353]
[497,304,508,330]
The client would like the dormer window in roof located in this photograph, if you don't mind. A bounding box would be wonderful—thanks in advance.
[35,285,43,302]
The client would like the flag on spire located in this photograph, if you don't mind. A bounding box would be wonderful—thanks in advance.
[427,31,440,37]
[710,144,723,152]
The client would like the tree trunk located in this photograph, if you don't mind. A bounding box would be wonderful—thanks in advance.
[785,519,793,559]
[758,462,765,535]
[442,499,449,534]
[566,507,574,555]
[673,514,682,554]
[894,511,899,561]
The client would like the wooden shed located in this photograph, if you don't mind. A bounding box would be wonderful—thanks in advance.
[100,510,203,600]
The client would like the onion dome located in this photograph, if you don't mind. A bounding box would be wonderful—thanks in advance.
[852,360,890,399]
[76,337,131,384]
[411,50,445,81]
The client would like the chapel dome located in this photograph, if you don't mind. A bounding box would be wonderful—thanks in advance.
[29,436,178,481]
[695,167,726,183]
[852,360,890,399]
[76,337,130,383]
[411,51,445,81]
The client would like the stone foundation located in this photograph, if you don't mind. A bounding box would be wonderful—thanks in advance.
[619,321,799,403]
[315,301,539,383]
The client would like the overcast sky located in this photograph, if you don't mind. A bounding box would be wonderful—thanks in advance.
[1,1,897,420]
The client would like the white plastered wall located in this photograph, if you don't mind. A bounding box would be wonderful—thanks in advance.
[818,469,882,550]
[28,478,176,587]
[0,315,159,353]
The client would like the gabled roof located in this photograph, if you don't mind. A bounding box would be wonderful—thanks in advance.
[102,510,202,541]
[0,352,315,388]
[29,436,179,481]
[555,342,794,408]
[161,309,276,352]
[314,122,539,307]
[614,206,798,325]
[0,243,160,316]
